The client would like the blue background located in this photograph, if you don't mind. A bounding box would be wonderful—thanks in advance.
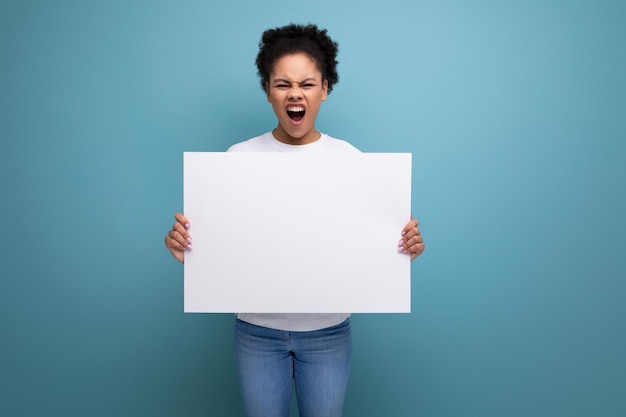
[1,1,624,416]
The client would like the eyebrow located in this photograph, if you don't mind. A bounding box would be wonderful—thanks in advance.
[271,77,318,84]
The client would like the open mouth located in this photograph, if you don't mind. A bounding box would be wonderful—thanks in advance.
[287,106,305,122]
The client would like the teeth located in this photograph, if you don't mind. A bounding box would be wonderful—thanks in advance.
[287,106,305,112]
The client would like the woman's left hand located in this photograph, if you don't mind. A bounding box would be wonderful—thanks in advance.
[399,217,425,261]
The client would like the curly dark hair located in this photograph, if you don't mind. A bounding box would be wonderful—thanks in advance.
[255,23,339,93]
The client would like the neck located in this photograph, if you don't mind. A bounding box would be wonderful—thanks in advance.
[272,126,321,145]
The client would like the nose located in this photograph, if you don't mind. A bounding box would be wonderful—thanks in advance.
[288,85,303,100]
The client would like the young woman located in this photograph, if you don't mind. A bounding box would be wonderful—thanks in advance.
[165,23,425,417]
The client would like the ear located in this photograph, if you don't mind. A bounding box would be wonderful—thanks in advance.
[322,79,328,101]
[265,82,271,102]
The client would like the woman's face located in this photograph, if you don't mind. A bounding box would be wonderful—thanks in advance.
[266,53,328,145]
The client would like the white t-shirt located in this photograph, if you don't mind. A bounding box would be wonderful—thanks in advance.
[228,131,359,331]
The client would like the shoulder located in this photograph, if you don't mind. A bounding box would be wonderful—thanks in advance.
[227,132,273,152]
[320,133,361,153]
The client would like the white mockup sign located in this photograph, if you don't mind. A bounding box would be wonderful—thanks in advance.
[184,152,412,313]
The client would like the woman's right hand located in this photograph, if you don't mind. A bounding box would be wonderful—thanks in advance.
[164,213,192,263]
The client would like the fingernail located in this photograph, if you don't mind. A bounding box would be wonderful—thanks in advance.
[187,237,193,244]
[185,223,191,230]
[401,231,406,236]
[186,245,193,250]
[398,240,404,246]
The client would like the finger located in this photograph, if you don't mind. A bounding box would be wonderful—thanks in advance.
[401,226,424,253]
[399,234,422,253]
[408,234,423,246]
[167,228,192,250]
[401,218,419,236]
[399,231,415,249]
[400,225,420,246]
[410,244,425,261]
[175,212,191,230]
[164,235,186,263]
[404,227,421,242]
[164,233,185,251]
[173,221,191,240]
[168,237,191,252]
[413,241,425,256]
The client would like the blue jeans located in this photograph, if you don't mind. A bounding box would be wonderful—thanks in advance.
[234,318,352,417]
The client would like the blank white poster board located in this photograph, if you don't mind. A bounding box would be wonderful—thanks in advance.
[183,152,412,313]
